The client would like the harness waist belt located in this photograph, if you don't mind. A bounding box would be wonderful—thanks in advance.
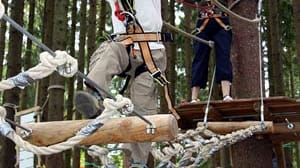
[112,32,173,43]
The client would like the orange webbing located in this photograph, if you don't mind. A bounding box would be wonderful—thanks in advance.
[116,33,167,42]
[164,85,181,120]
[128,22,179,119]
[214,17,228,30]
[198,18,210,32]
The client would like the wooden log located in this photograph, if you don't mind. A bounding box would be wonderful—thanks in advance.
[17,114,178,146]
[15,106,41,117]
[197,121,300,134]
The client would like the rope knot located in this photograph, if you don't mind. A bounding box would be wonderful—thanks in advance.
[103,94,133,114]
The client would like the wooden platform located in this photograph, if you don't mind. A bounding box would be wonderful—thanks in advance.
[176,96,300,130]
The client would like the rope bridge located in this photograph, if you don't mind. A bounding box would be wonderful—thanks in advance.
[0,0,271,167]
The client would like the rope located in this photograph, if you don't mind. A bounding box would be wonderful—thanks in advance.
[257,0,265,128]
[151,124,264,167]
[203,66,216,128]
[177,0,212,10]
[163,21,214,48]
[0,9,108,103]
[0,51,77,91]
[0,95,133,155]
[211,0,260,23]
[229,0,242,10]
[87,145,115,167]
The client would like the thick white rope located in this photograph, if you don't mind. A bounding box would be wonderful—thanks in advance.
[211,0,260,23]
[0,50,78,91]
[0,95,133,155]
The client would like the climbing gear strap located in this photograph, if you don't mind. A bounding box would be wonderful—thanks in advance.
[195,15,231,34]
[214,17,231,31]
[115,0,180,119]
[112,32,173,43]
[197,18,209,33]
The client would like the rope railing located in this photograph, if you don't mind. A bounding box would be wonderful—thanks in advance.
[0,95,133,155]
[211,0,260,23]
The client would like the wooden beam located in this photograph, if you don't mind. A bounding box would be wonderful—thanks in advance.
[16,106,41,117]
[197,121,300,134]
[18,114,178,146]
[271,134,300,143]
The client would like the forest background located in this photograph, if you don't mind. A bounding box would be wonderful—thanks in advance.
[0,0,299,167]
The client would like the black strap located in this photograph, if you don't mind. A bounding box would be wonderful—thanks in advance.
[135,64,148,77]
[120,0,135,14]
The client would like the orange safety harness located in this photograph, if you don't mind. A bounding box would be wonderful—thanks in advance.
[114,0,180,119]
[182,0,231,34]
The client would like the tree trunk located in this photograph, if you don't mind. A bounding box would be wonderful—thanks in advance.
[167,0,177,106]
[230,1,261,98]
[86,0,97,166]
[231,136,273,168]
[293,0,300,81]
[229,0,273,167]
[45,0,69,167]
[183,5,193,101]
[161,0,176,113]
[20,0,35,110]
[65,0,77,167]
[87,0,97,68]
[98,0,107,41]
[0,1,24,167]
[0,0,7,83]
[77,0,87,92]
[267,0,284,96]
[38,0,55,122]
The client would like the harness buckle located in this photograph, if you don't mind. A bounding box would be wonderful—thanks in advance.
[224,25,232,31]
[156,32,160,43]
[150,69,169,86]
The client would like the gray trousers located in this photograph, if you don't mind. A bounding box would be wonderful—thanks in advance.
[88,41,166,163]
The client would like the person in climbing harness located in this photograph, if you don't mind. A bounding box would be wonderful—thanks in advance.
[74,0,177,167]
[190,0,233,102]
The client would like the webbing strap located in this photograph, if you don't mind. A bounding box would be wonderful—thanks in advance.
[196,16,231,33]
[131,22,168,86]
[117,0,180,119]
[214,17,231,30]
[133,23,180,119]
[198,18,209,32]
[112,32,173,43]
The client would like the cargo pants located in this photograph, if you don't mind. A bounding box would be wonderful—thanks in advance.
[87,40,166,163]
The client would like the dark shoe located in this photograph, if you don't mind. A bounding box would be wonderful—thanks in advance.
[74,91,102,119]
